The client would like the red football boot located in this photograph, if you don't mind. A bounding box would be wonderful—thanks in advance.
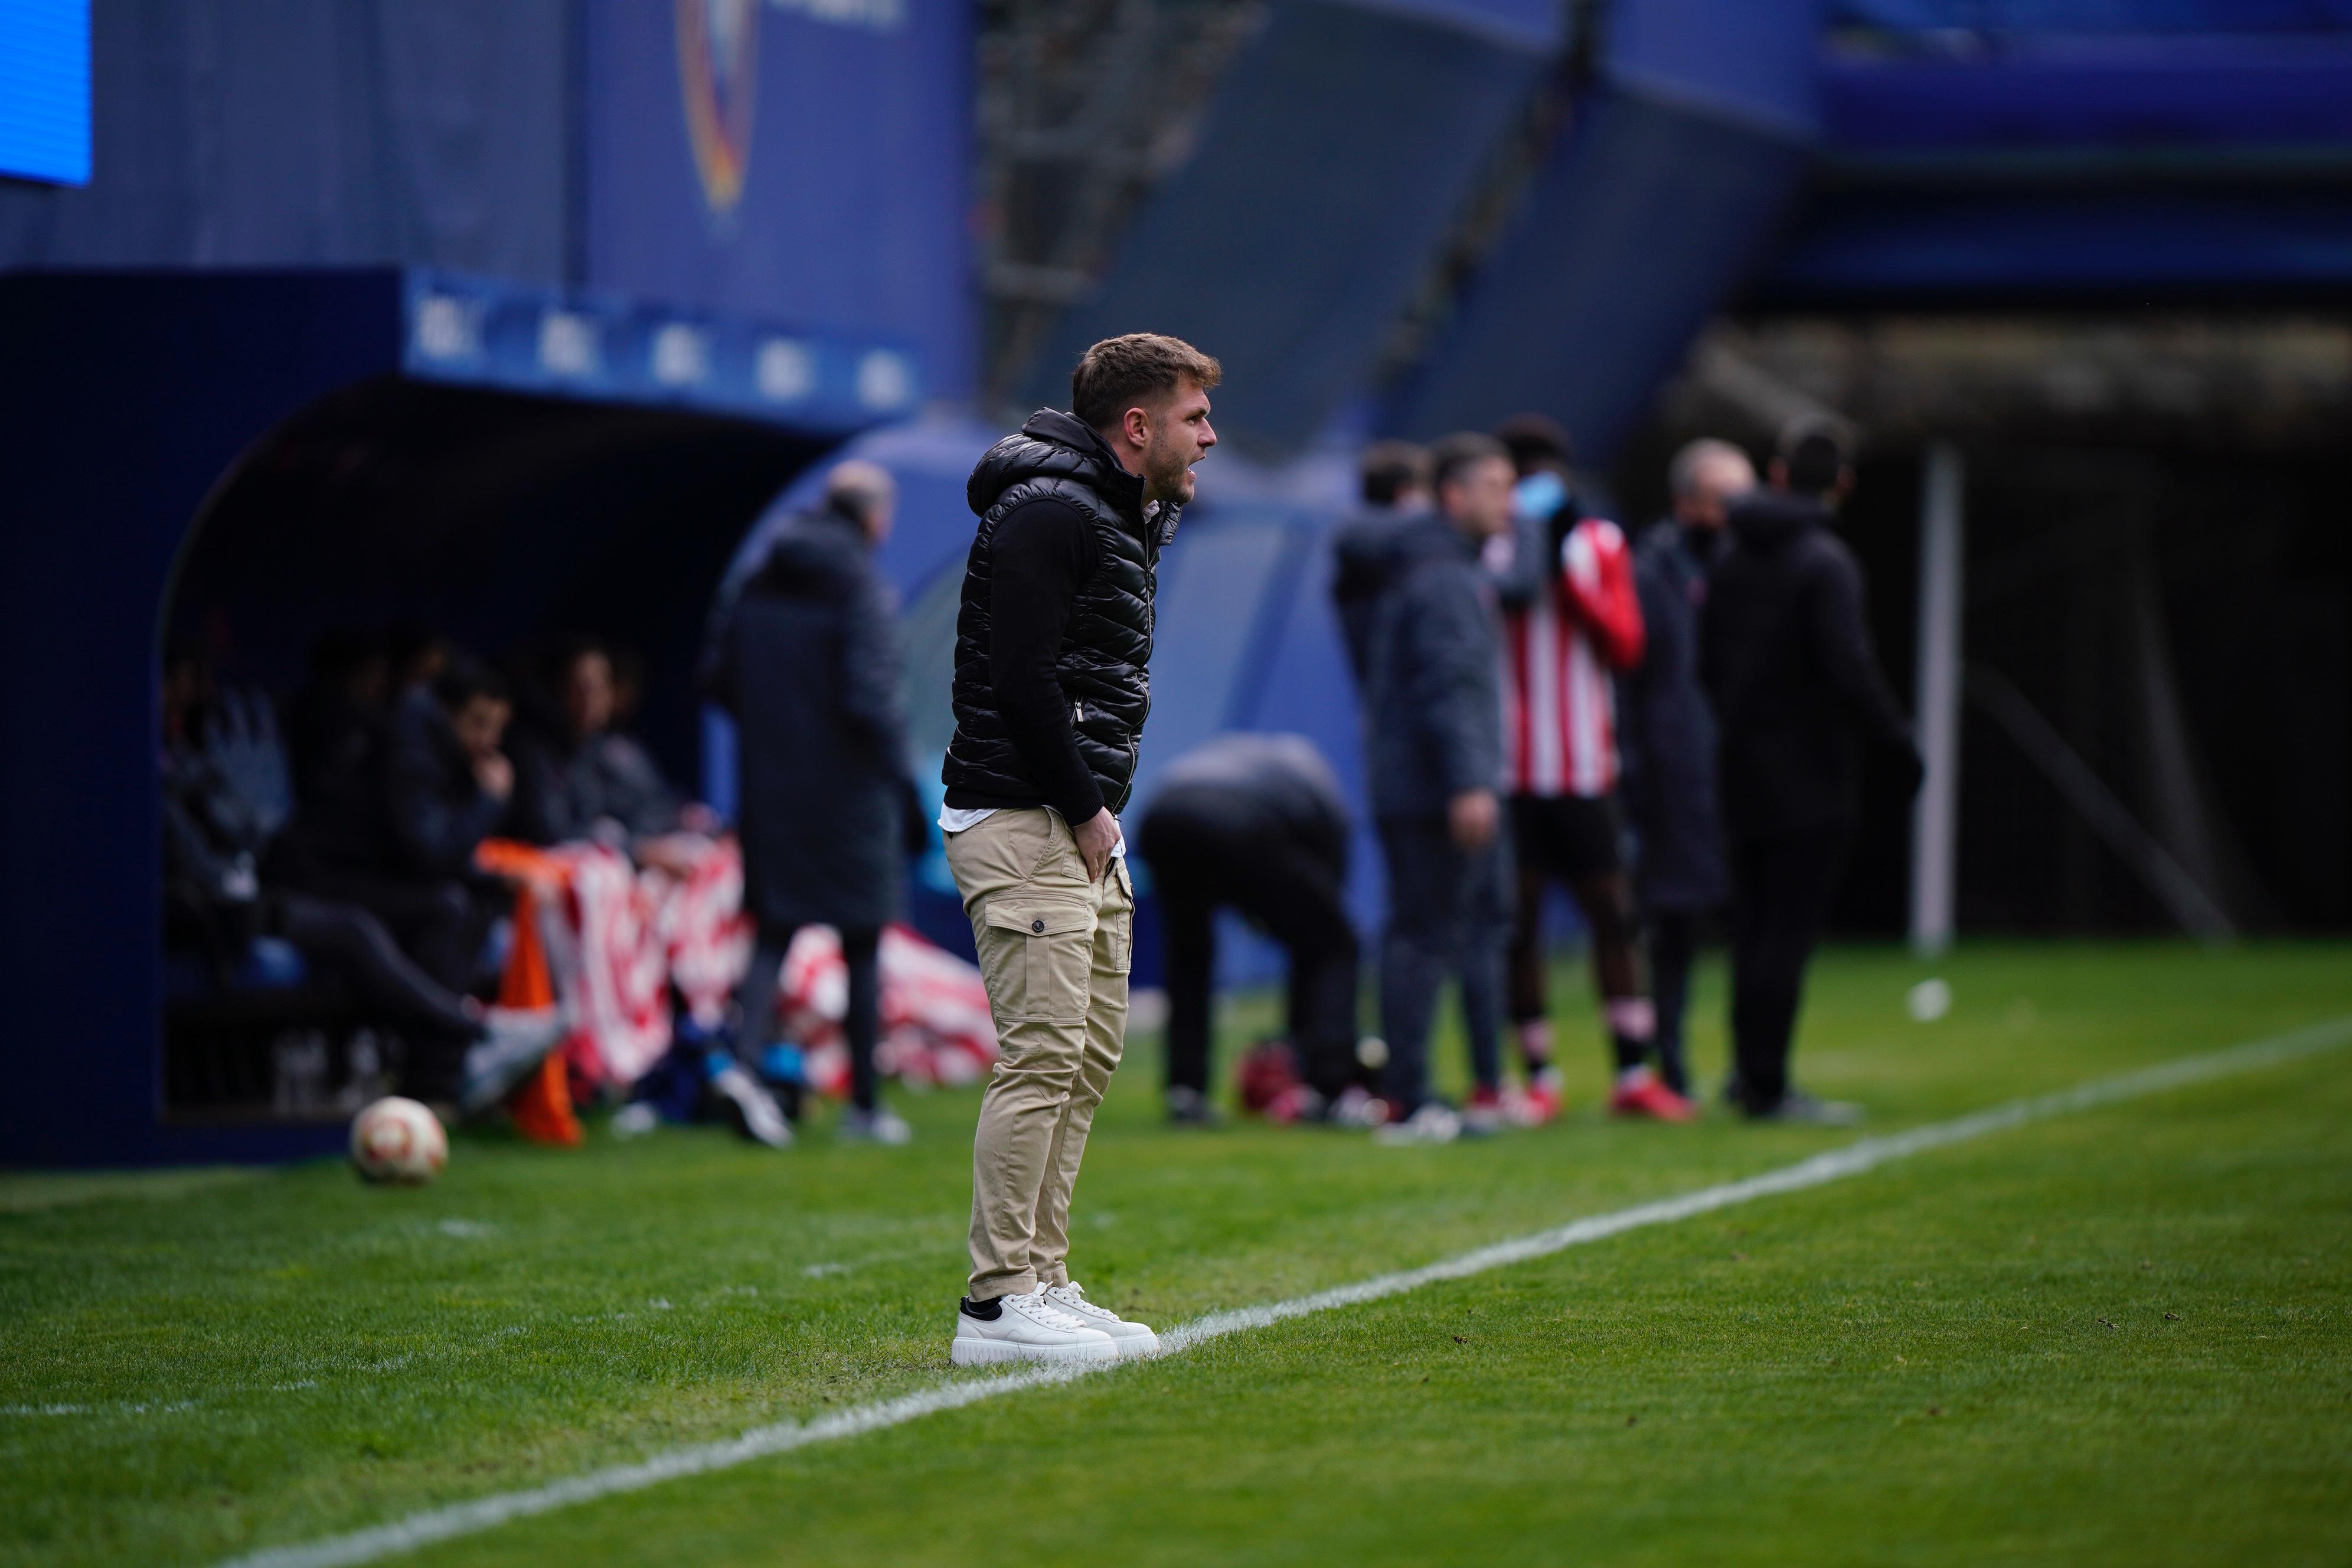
[1608,1067,1696,1122]
[1502,1066,1564,1127]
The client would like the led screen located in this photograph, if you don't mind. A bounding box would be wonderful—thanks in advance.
[0,0,90,185]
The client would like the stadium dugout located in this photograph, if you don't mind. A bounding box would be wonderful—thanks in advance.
[0,267,923,1166]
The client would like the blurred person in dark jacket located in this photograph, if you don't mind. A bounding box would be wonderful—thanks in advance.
[704,460,925,1148]
[513,637,690,850]
[1702,419,1921,1123]
[1333,439,1504,1118]
[1361,433,1517,1144]
[1620,439,1755,1096]
[270,656,514,1004]
[1331,441,1430,686]
[282,628,389,811]
[384,623,450,704]
[1136,732,1365,1126]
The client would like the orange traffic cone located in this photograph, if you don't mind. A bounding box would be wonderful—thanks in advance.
[496,876,582,1148]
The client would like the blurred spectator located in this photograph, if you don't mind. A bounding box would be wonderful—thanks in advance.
[1621,438,1753,1097]
[1361,433,1516,1144]
[1333,440,1505,1115]
[1332,440,1430,685]
[270,653,515,1010]
[1136,733,1366,1126]
[282,628,388,809]
[512,637,685,848]
[384,623,449,702]
[703,460,925,1146]
[609,643,648,729]
[1703,419,1922,1123]
[164,652,555,1109]
[1491,416,1688,1123]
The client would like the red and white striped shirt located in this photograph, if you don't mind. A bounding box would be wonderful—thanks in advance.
[1501,517,1645,797]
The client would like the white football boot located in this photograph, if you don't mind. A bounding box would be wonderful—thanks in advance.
[1375,1100,1462,1145]
[1041,1282,1158,1357]
[950,1287,1119,1366]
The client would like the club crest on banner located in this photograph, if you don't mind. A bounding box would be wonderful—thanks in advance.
[676,0,760,216]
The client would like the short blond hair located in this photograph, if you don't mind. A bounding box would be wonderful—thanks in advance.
[1072,333,1221,432]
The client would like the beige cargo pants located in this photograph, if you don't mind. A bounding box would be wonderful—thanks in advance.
[945,807,1133,1301]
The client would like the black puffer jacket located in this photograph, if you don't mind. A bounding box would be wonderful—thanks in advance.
[943,410,1178,815]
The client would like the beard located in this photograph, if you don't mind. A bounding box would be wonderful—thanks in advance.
[1143,433,1197,504]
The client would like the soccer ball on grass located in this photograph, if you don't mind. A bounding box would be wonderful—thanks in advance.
[349,1096,447,1185]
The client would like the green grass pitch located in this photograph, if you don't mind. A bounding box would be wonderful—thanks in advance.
[4,942,2350,1567]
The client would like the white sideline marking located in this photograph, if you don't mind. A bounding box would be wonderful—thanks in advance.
[218,1017,2352,1568]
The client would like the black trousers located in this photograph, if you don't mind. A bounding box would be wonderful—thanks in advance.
[279,868,495,998]
[266,891,482,1099]
[1376,815,1507,1112]
[734,921,883,1111]
[1726,828,1849,1113]
[1144,805,1359,1100]
[1645,909,1700,1096]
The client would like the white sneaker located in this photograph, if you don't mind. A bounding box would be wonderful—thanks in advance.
[710,1063,793,1148]
[1041,1282,1158,1357]
[950,1286,1119,1366]
[838,1105,912,1145]
[1375,1101,1461,1145]
[457,1007,565,1116]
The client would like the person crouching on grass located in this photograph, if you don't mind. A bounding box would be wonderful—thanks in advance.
[940,334,1219,1365]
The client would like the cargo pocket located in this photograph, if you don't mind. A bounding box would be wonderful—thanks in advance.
[1106,860,1135,976]
[984,899,1094,1022]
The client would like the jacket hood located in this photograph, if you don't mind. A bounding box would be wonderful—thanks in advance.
[749,505,864,594]
[1729,490,1832,549]
[966,409,1147,521]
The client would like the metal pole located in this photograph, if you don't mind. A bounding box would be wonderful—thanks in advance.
[1909,442,1964,956]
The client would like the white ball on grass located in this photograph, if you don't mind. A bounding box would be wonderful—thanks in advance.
[1907,978,1954,1024]
[349,1096,448,1185]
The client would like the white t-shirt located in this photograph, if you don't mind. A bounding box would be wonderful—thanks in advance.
[937,803,1125,858]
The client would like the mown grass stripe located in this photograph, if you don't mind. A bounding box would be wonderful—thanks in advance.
[218,1015,2352,1568]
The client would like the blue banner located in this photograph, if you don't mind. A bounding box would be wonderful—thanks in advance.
[585,0,974,401]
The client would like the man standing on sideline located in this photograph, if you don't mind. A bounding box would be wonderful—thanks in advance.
[1491,417,1691,1123]
[942,334,1219,1364]
[1363,433,1517,1144]
[1136,731,1363,1127]
[704,461,926,1148]
[1703,419,1921,1123]
[1332,440,1509,1113]
[1620,439,1755,1096]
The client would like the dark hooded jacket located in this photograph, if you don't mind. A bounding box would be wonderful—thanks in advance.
[1361,513,1504,820]
[704,502,918,931]
[1701,492,1919,842]
[1621,518,1727,910]
[942,409,1178,822]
